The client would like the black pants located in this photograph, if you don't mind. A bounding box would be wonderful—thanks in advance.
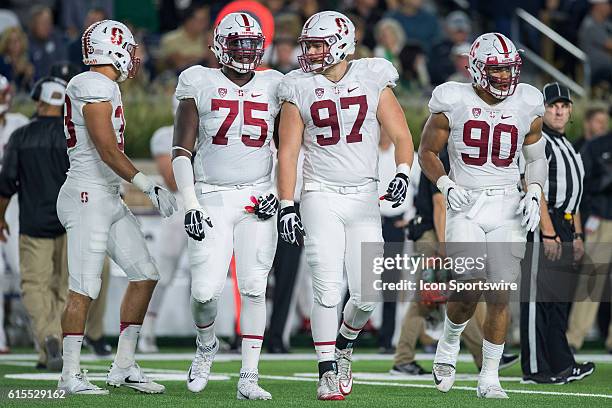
[378,215,405,349]
[268,205,303,348]
[520,211,576,375]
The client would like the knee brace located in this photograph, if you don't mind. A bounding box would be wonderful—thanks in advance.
[238,275,267,298]
[127,259,160,282]
[70,274,102,299]
[313,280,342,308]
[191,280,224,304]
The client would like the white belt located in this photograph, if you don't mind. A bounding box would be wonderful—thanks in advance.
[196,180,271,194]
[303,181,378,194]
[465,184,518,219]
[65,177,120,195]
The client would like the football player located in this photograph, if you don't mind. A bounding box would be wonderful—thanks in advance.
[0,75,28,354]
[171,13,281,400]
[418,33,547,398]
[277,11,414,400]
[138,98,187,353]
[57,20,177,395]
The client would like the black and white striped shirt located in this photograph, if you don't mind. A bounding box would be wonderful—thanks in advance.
[542,125,585,214]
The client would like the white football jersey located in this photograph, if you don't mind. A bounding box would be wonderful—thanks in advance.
[175,66,283,186]
[429,82,544,189]
[64,71,125,186]
[0,112,28,167]
[278,58,399,187]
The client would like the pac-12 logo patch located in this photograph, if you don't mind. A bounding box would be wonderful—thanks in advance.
[472,108,481,118]
[315,88,324,98]
[218,88,227,98]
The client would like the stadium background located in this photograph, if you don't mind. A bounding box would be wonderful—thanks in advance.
[0,0,610,406]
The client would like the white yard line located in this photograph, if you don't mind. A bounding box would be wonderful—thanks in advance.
[2,353,611,363]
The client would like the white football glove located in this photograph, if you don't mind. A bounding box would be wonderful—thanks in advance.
[381,169,410,208]
[436,175,471,211]
[278,201,305,246]
[245,194,279,220]
[517,184,542,232]
[131,172,178,218]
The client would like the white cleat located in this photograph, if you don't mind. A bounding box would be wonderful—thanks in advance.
[187,337,219,393]
[106,362,165,393]
[137,335,159,354]
[236,370,272,400]
[477,382,509,399]
[336,348,353,396]
[58,369,109,395]
[432,363,456,392]
[317,370,345,401]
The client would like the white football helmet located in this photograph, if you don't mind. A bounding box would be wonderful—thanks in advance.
[210,13,265,73]
[81,20,140,82]
[298,11,356,73]
[467,32,522,99]
[0,75,12,115]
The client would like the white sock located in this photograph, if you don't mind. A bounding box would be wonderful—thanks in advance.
[196,322,216,347]
[434,315,468,365]
[240,294,266,372]
[311,303,338,362]
[480,340,504,385]
[241,336,263,372]
[191,297,217,347]
[114,323,141,369]
[61,334,83,377]
[340,299,373,341]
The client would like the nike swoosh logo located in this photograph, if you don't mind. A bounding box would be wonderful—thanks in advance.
[501,115,512,119]
[124,376,146,384]
[433,372,442,385]
[251,93,262,98]
[348,87,358,93]
[187,367,196,383]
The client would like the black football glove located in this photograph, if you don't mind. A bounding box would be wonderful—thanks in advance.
[184,208,213,241]
[278,205,305,246]
[381,172,410,208]
[244,194,279,220]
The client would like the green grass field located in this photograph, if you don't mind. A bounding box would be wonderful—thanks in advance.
[1,349,610,407]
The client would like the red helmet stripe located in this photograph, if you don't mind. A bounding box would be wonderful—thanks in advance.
[495,33,509,54]
[241,13,251,31]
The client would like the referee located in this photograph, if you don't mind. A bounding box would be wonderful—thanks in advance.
[519,82,594,384]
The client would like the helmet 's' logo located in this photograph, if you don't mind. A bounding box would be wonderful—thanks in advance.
[335,18,348,35]
[111,27,123,45]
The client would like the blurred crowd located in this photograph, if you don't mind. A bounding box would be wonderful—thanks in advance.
[0,0,609,100]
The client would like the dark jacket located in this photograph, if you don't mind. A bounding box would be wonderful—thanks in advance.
[0,116,69,237]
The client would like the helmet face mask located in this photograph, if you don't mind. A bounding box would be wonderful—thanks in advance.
[212,13,265,74]
[297,11,356,73]
[468,33,522,100]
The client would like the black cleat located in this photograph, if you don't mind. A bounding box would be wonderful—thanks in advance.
[499,353,519,371]
[84,335,112,357]
[390,361,430,375]
[521,373,566,385]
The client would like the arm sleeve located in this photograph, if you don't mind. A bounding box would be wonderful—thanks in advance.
[0,129,21,198]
